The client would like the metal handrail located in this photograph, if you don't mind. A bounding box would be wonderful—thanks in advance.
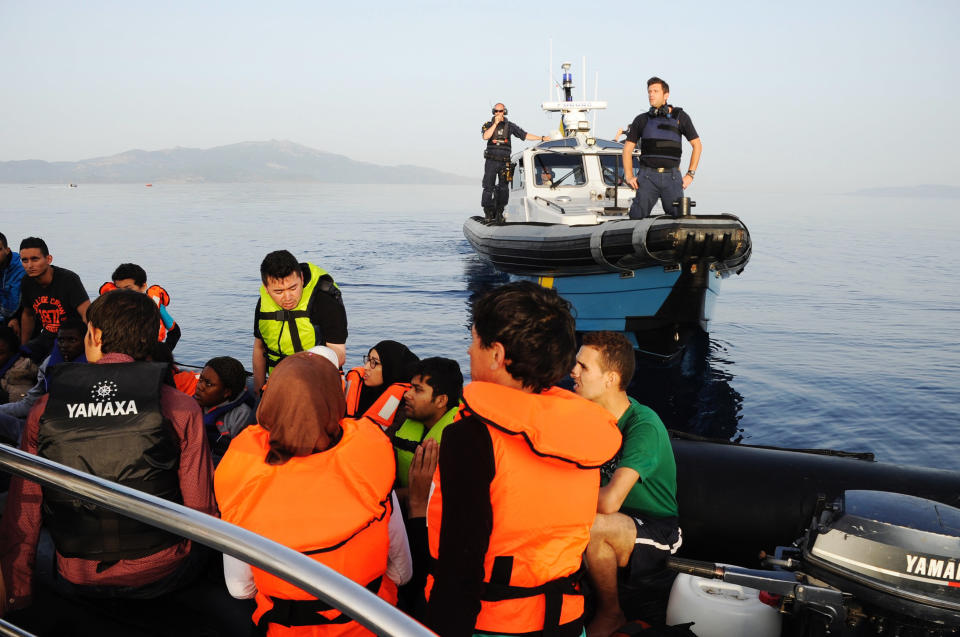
[0,617,36,637]
[0,443,435,637]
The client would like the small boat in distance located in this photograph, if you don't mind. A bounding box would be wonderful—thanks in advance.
[463,63,751,356]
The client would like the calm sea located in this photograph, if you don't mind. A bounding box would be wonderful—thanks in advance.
[2,184,957,469]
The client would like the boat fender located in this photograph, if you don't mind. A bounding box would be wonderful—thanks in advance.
[631,222,671,265]
[590,225,633,275]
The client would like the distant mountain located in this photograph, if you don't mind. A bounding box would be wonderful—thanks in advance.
[848,184,960,198]
[0,140,473,185]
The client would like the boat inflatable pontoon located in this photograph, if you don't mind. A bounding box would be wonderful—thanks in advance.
[463,214,751,277]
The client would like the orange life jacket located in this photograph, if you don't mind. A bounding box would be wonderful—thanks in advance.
[426,382,622,636]
[343,367,409,430]
[99,282,174,341]
[215,418,396,637]
[173,370,199,396]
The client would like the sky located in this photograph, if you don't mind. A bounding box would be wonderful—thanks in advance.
[1,0,957,193]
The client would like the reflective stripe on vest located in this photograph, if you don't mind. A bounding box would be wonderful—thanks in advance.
[257,263,333,372]
[425,382,622,635]
[343,366,410,430]
[639,108,683,163]
[215,418,395,633]
[343,367,364,416]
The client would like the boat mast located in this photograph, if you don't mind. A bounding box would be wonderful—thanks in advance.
[542,62,607,141]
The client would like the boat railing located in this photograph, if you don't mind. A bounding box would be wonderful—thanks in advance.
[0,443,436,637]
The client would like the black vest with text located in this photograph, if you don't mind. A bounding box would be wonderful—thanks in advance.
[484,120,512,161]
[38,361,183,561]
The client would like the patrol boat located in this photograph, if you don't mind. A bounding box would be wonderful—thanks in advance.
[463,64,751,355]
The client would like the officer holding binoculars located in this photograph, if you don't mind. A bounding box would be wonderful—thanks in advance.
[480,103,548,223]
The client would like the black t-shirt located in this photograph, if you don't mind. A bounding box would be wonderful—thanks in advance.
[20,265,89,334]
[626,108,699,168]
[253,263,348,345]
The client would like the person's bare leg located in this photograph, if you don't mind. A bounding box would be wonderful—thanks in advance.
[585,512,637,637]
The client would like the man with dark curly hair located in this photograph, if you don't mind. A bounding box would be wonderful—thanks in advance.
[425,281,622,637]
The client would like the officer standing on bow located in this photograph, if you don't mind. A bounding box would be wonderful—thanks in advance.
[481,103,548,223]
[622,77,702,219]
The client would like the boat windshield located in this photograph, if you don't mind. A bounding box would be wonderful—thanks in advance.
[599,154,642,186]
[533,154,586,187]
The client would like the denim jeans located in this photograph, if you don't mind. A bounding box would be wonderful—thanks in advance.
[628,167,682,219]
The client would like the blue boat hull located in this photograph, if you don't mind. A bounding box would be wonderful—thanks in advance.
[520,263,724,354]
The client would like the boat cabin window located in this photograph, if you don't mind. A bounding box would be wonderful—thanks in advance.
[599,153,642,186]
[533,154,586,187]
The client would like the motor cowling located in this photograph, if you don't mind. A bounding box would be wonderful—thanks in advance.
[801,490,960,630]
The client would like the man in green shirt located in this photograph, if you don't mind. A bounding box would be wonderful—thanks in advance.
[571,331,681,637]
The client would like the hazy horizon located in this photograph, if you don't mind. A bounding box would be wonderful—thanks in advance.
[2,1,957,195]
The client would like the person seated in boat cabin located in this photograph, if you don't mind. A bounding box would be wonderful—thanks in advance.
[101,262,181,351]
[343,340,419,429]
[252,249,347,395]
[0,289,216,613]
[571,331,680,637]
[194,355,255,464]
[536,166,555,186]
[0,319,86,445]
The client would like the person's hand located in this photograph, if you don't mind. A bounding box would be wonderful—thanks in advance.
[625,175,639,190]
[407,438,439,518]
[682,175,693,190]
[493,113,504,124]
[6,318,18,338]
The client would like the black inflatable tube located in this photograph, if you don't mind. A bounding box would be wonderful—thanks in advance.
[672,438,960,566]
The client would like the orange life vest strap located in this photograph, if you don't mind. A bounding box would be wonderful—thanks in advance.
[259,575,383,627]
[426,554,584,637]
[480,557,584,637]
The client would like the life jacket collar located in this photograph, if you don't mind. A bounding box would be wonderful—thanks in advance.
[461,382,620,468]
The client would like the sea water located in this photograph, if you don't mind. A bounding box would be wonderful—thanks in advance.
[1,184,957,469]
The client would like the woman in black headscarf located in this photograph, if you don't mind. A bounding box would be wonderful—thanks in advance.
[345,340,419,428]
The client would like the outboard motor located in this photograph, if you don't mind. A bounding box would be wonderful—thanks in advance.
[668,490,960,636]
[798,490,960,634]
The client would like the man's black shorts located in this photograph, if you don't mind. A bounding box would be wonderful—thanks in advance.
[620,515,682,583]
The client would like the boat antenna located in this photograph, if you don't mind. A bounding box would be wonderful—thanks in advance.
[594,71,599,133]
[582,56,587,100]
[548,39,553,102]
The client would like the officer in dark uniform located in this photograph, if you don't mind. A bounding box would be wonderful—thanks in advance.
[481,103,548,223]
[622,77,702,219]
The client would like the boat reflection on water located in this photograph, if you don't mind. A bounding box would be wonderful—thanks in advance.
[463,255,743,442]
[627,330,743,442]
